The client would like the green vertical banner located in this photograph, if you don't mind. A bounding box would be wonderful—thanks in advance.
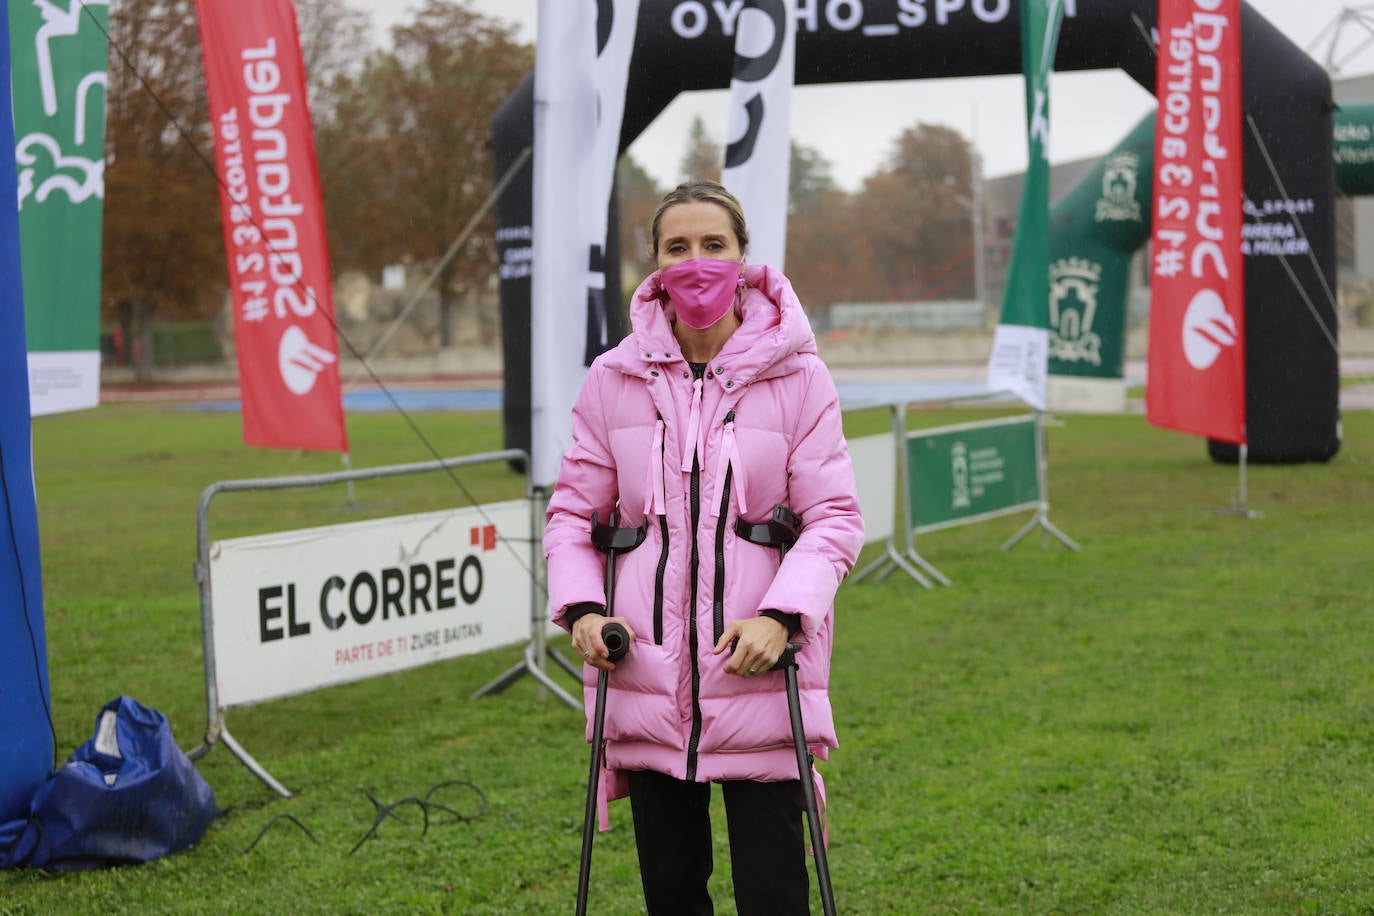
[1046,114,1154,413]
[986,0,1064,411]
[9,0,108,415]
[907,416,1040,533]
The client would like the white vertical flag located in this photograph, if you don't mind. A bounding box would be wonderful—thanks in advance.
[531,0,641,489]
[531,1,598,489]
[583,0,641,351]
[721,0,795,270]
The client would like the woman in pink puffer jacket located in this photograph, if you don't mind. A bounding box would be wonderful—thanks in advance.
[545,180,863,915]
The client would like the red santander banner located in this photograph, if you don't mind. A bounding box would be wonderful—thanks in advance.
[196,0,347,452]
[1146,0,1246,445]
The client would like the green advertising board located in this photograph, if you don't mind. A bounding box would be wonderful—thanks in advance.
[907,415,1039,533]
[9,1,108,414]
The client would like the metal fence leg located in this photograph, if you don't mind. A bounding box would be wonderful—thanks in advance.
[1003,411,1079,552]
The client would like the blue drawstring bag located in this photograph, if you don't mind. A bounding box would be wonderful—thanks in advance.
[1,696,218,870]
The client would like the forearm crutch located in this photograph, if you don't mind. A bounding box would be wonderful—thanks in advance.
[576,511,645,916]
[735,504,837,916]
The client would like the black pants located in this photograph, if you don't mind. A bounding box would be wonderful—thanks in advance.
[626,769,809,916]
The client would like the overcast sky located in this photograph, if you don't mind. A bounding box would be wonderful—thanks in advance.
[357,0,1374,188]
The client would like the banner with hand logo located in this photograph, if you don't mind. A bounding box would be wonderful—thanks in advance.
[195,0,347,452]
[1146,0,1245,445]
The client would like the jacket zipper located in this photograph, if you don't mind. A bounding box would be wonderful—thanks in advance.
[712,410,736,645]
[653,414,668,645]
[686,435,703,781]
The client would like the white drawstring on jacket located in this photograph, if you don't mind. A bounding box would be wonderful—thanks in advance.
[680,377,704,474]
[644,417,666,517]
[710,415,747,518]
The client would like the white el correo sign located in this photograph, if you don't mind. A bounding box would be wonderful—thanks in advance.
[209,499,532,709]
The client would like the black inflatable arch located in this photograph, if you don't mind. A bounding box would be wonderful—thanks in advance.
[492,0,1338,464]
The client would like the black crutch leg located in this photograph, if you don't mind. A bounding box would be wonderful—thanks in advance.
[736,504,837,916]
[780,656,836,916]
[576,621,628,916]
[575,511,645,916]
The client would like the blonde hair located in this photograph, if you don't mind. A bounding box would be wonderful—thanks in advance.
[649,180,750,259]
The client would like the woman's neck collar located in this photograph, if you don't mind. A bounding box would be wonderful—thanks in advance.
[674,311,740,364]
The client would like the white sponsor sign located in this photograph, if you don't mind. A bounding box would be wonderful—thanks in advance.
[987,323,1048,411]
[209,500,532,708]
[847,432,895,544]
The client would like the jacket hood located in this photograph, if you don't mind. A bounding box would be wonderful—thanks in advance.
[606,263,817,386]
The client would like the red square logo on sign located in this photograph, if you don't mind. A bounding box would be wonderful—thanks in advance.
[470,525,497,551]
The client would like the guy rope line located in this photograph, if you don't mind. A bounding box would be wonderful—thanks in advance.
[1245,113,1342,354]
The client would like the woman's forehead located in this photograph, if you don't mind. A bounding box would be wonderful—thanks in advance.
[659,200,734,237]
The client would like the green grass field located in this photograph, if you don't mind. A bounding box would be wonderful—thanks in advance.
[3,397,1372,913]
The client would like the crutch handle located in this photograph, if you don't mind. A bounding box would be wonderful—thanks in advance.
[602,621,630,663]
[773,642,800,670]
[728,637,801,671]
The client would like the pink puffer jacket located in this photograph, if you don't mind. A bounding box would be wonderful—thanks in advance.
[545,263,863,792]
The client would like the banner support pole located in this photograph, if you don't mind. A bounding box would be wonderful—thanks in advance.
[896,403,950,586]
[840,403,939,587]
[850,403,936,587]
[1239,443,1248,513]
[1003,410,1080,551]
[1219,442,1261,518]
[471,485,581,708]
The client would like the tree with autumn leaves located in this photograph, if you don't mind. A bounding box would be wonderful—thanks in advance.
[102,0,529,370]
[316,2,531,347]
[672,116,977,315]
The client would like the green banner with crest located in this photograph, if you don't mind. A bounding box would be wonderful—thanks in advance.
[1045,115,1154,413]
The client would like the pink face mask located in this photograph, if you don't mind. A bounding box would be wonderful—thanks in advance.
[660,258,743,330]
